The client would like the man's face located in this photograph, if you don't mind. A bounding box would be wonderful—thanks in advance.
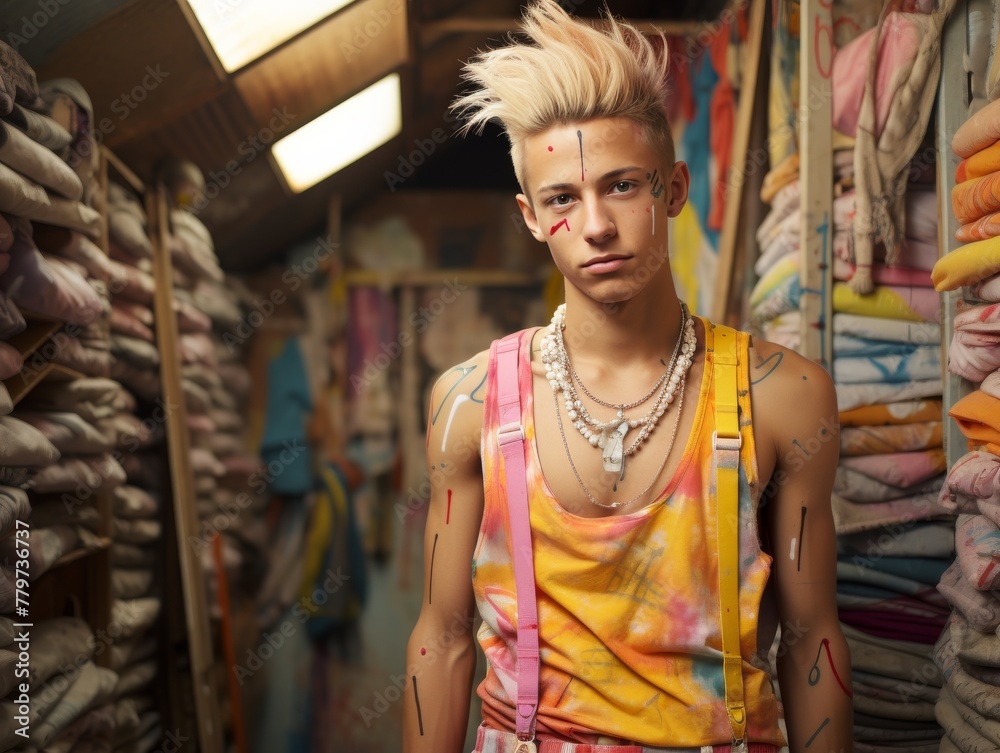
[516,116,689,305]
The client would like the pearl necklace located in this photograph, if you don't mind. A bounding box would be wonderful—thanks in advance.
[540,303,696,481]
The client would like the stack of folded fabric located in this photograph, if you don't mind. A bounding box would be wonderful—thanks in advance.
[107,181,160,402]
[930,95,1000,753]
[828,176,951,749]
[753,71,952,753]
[0,615,119,751]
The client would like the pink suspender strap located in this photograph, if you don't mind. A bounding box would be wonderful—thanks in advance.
[495,331,539,746]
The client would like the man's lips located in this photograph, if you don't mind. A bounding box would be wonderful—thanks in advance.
[582,254,631,272]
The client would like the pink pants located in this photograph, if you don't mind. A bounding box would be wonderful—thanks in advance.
[472,726,781,753]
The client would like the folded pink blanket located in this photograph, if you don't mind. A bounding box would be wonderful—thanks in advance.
[842,449,946,488]
[948,301,1000,382]
[937,561,1000,633]
[955,513,1000,590]
[835,466,944,503]
[832,492,952,535]
[938,451,1000,516]
[969,272,1000,302]
[833,258,934,287]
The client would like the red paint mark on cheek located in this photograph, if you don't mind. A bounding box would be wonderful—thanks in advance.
[547,146,553,152]
[420,648,426,655]
[446,489,452,524]
[549,218,570,235]
[646,206,651,212]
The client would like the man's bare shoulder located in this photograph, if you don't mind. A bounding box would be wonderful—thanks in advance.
[426,348,492,468]
[746,335,838,441]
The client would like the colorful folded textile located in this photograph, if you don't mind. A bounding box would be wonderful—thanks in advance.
[936,683,1000,752]
[750,250,797,306]
[841,422,943,456]
[948,301,1000,382]
[952,170,1000,225]
[953,98,1000,158]
[839,521,956,560]
[932,235,1000,291]
[834,259,934,288]
[835,466,944,503]
[834,337,933,358]
[833,347,941,384]
[833,283,940,322]
[760,153,798,204]
[832,493,952,535]
[842,449,946,487]
[955,513,1000,590]
[937,561,1000,633]
[755,181,800,248]
[836,380,943,412]
[968,272,1000,303]
[750,271,801,327]
[938,451,1000,517]
[956,209,1000,242]
[982,370,1000,399]
[949,390,1000,455]
[834,313,941,344]
[956,140,1000,183]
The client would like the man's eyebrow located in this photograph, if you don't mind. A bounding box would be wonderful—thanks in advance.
[536,166,644,195]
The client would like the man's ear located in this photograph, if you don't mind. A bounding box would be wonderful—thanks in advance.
[516,193,547,243]
[665,161,691,219]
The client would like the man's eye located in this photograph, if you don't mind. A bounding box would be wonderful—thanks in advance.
[551,194,572,205]
[611,181,633,193]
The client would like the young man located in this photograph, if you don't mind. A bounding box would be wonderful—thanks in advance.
[404,2,853,751]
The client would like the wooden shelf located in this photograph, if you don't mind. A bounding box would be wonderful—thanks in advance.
[47,537,112,573]
[7,317,61,361]
[4,361,86,406]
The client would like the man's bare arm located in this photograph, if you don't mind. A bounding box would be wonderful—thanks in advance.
[403,352,489,753]
[752,341,853,753]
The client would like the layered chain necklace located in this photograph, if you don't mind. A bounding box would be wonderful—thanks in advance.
[540,303,696,509]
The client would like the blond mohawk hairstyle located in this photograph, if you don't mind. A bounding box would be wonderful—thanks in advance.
[451,0,673,190]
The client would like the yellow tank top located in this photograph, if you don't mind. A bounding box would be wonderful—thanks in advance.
[474,319,786,747]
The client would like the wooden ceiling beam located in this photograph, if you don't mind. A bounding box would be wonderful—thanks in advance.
[420,17,713,47]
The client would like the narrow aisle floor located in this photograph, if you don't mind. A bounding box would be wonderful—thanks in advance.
[322,502,484,752]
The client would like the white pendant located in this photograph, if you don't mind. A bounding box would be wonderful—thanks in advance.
[602,421,630,474]
[514,742,537,753]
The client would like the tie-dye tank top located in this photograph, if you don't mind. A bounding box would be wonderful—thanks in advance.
[474,320,786,747]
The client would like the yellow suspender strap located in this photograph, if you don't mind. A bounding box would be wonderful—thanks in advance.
[713,324,747,748]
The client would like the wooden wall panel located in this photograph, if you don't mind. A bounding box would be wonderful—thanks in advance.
[35,0,225,147]
[233,0,409,129]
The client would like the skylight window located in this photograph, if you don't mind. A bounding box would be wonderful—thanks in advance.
[186,0,355,72]
[271,73,402,193]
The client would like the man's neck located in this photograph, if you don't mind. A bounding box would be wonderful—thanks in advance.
[560,287,685,370]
